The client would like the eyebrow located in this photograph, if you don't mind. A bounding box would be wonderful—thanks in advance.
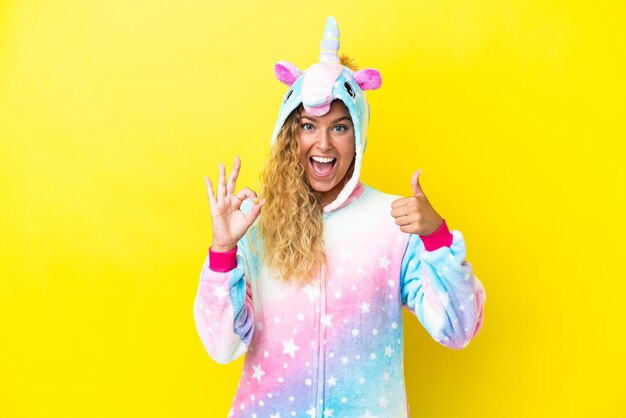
[301,115,353,124]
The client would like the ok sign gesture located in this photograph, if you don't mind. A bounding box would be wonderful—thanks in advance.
[204,156,265,252]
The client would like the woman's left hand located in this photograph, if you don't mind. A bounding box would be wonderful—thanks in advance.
[391,169,444,235]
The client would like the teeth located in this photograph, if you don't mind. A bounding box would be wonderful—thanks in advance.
[311,156,336,163]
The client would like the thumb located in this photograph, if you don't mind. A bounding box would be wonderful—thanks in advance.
[245,198,265,224]
[411,169,424,196]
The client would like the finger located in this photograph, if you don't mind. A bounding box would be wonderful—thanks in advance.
[400,225,414,234]
[390,206,410,218]
[394,215,413,227]
[227,156,241,196]
[231,187,259,210]
[217,163,226,199]
[391,196,411,209]
[204,176,216,206]
[235,187,259,203]
[411,169,424,196]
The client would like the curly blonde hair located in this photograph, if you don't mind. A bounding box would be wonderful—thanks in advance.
[248,104,326,286]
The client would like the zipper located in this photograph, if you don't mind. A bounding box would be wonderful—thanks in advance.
[316,211,330,417]
[314,261,327,417]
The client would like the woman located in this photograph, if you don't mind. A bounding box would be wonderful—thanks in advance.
[194,16,486,417]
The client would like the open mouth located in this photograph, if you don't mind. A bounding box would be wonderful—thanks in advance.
[309,156,337,177]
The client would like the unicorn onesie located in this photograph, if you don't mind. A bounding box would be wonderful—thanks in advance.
[193,16,487,418]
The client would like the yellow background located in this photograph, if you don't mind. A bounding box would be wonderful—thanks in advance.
[1,0,624,417]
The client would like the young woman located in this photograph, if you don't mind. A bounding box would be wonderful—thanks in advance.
[194,16,486,418]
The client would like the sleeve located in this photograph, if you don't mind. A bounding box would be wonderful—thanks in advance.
[400,219,486,349]
[193,239,255,364]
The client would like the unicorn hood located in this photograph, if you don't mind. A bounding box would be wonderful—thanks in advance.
[270,16,382,213]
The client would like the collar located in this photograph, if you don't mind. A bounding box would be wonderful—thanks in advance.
[322,181,365,213]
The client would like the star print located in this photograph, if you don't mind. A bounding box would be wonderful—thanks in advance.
[327,376,337,387]
[321,315,333,327]
[384,346,394,356]
[359,302,370,313]
[306,407,316,417]
[303,285,320,302]
[256,322,264,332]
[383,372,390,382]
[323,409,334,417]
[341,397,347,403]
[378,255,391,270]
[252,363,265,382]
[378,395,389,407]
[282,338,300,358]
[464,272,471,281]
[270,413,281,418]
[213,284,227,301]
[358,410,379,418]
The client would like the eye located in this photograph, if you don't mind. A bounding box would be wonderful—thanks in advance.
[334,124,348,133]
[301,122,314,131]
[344,82,355,98]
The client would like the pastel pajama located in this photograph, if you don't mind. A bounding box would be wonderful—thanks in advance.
[193,182,486,417]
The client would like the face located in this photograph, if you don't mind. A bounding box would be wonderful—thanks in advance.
[298,99,356,205]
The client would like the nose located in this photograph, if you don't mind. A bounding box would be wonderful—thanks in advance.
[316,129,332,152]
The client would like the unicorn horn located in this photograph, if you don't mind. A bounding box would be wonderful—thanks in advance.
[319,16,340,63]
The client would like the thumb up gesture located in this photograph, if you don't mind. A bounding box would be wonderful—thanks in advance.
[204,156,265,252]
[391,169,444,235]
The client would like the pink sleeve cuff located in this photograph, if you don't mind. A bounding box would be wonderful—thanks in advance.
[209,246,238,272]
[419,218,453,251]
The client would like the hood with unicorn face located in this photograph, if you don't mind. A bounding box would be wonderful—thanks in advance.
[271,16,382,213]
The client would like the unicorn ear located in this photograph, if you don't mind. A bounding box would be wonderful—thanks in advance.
[274,60,302,86]
[354,68,382,91]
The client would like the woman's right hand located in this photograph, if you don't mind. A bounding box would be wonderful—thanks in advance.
[204,156,265,252]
